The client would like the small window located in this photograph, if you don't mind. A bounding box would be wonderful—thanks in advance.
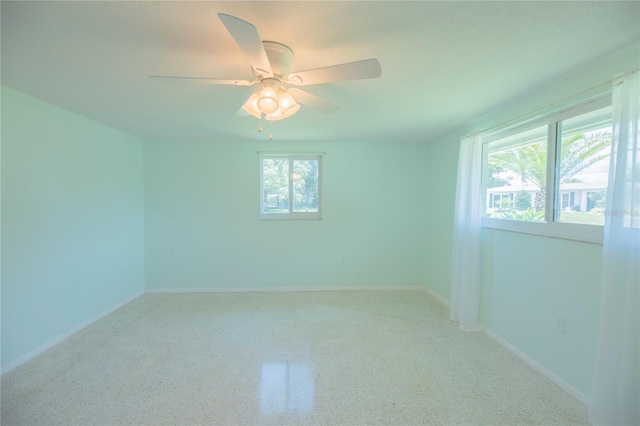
[260,154,322,220]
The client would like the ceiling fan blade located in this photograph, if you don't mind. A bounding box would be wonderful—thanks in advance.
[149,75,256,86]
[234,104,250,117]
[289,88,339,114]
[218,13,273,77]
[288,58,381,86]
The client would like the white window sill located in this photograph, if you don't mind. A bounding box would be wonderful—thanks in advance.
[261,212,322,220]
[481,217,603,244]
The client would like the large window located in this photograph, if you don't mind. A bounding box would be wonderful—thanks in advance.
[482,98,612,242]
[260,154,322,220]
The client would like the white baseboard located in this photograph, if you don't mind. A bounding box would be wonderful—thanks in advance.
[1,290,144,376]
[145,285,426,294]
[423,286,451,307]
[480,325,590,407]
[419,287,588,407]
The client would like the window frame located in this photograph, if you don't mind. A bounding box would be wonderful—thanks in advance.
[259,153,322,220]
[480,96,611,244]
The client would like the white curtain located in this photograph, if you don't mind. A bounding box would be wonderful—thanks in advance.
[450,133,483,332]
[589,70,640,426]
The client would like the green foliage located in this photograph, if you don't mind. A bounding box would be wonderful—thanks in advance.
[557,211,605,226]
[488,132,611,211]
[262,159,289,209]
[514,190,532,210]
[588,189,607,210]
[486,163,509,188]
[497,207,545,222]
[490,141,547,189]
[292,160,319,210]
[559,132,611,185]
[498,197,511,209]
[488,132,611,190]
[262,158,319,211]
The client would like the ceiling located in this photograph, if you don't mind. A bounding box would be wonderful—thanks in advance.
[2,1,639,143]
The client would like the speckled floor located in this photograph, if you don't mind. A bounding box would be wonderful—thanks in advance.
[1,290,588,425]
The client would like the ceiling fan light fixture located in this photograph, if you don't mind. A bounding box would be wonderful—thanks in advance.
[257,79,280,114]
[242,91,262,118]
[265,109,284,121]
[278,90,300,118]
[258,89,278,113]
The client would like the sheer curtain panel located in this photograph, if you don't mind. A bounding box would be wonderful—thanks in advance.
[450,133,483,331]
[589,70,640,426]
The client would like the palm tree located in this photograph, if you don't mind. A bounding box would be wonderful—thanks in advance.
[489,132,611,210]
[558,132,610,184]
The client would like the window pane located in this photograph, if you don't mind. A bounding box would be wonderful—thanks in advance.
[262,158,289,214]
[292,160,319,212]
[484,125,548,221]
[556,106,612,225]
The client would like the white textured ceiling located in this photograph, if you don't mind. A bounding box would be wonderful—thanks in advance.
[2,1,639,143]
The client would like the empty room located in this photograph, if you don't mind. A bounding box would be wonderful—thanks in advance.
[1,1,638,425]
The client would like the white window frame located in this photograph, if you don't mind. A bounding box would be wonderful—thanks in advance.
[259,153,322,220]
[480,96,611,244]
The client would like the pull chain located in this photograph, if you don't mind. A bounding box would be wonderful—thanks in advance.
[258,115,263,133]
[268,119,273,140]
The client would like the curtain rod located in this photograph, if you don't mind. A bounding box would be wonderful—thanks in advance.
[465,74,627,138]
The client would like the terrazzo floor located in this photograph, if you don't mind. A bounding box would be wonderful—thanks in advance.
[1,290,588,425]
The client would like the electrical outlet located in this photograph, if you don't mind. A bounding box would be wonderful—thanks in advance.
[556,317,566,334]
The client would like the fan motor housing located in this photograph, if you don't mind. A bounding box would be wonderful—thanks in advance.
[260,41,294,79]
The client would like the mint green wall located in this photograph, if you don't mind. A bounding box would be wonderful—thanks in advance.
[1,86,145,369]
[427,127,603,397]
[144,140,429,290]
[479,230,601,395]
[424,44,638,398]
[425,137,458,302]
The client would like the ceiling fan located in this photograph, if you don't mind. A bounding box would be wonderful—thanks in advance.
[150,13,382,125]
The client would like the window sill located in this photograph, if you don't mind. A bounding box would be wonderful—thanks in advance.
[481,217,603,244]
[261,212,322,220]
